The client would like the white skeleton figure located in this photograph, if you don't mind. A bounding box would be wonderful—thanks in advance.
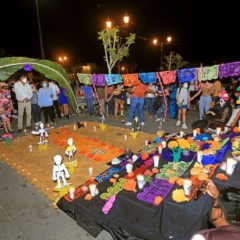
[52,155,70,188]
[32,122,48,144]
[65,138,77,162]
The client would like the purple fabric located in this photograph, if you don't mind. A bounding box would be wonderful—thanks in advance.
[92,74,106,86]
[137,179,174,205]
[218,62,240,79]
[177,68,196,83]
[161,148,195,162]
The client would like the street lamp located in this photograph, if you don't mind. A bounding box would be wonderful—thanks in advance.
[58,56,68,64]
[106,21,112,28]
[153,36,172,70]
[123,16,130,24]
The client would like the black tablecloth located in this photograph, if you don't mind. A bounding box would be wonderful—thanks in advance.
[57,151,240,240]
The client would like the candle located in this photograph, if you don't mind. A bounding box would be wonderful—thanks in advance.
[93,126,96,132]
[193,129,197,137]
[88,167,93,177]
[158,146,163,154]
[124,134,127,141]
[29,145,32,152]
[197,151,203,163]
[84,122,87,127]
[216,127,221,135]
[153,155,160,168]
[180,131,184,138]
[69,187,75,200]
[73,124,76,131]
[145,140,149,146]
[161,141,166,148]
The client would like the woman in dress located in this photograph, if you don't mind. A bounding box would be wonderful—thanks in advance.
[0,83,14,133]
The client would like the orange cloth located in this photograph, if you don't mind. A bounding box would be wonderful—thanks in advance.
[122,74,139,86]
[131,82,148,98]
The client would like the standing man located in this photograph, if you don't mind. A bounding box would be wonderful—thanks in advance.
[125,82,154,126]
[14,74,33,132]
[49,80,61,119]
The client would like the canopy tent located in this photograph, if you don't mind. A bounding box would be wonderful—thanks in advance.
[0,57,79,113]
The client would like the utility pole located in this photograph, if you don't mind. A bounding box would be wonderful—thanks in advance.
[35,0,45,59]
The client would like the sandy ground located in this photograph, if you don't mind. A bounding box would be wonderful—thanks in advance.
[0,121,155,203]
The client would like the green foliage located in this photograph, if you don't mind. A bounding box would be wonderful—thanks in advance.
[98,27,135,74]
[0,57,78,112]
[164,53,189,70]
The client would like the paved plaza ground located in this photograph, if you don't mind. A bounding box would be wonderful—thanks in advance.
[0,109,199,240]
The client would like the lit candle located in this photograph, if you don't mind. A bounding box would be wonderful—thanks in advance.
[69,187,75,199]
[93,126,96,132]
[216,127,221,135]
[73,124,76,131]
[29,145,32,152]
[158,146,163,154]
[180,131,184,138]
[161,141,166,148]
[124,134,127,141]
[193,129,197,137]
[84,122,87,127]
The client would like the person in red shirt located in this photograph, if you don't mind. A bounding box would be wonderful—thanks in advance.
[125,82,154,126]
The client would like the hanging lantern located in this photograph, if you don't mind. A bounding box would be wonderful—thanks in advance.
[23,64,33,72]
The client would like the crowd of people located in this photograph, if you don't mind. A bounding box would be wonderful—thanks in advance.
[0,73,240,134]
[0,72,70,133]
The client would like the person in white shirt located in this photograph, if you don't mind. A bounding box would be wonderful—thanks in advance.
[176,82,190,129]
[14,74,33,132]
[49,80,61,119]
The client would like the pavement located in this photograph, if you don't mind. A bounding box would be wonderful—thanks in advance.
[0,108,199,240]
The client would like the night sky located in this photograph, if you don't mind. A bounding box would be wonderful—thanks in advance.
[1,0,239,72]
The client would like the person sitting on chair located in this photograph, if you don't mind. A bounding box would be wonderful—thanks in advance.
[191,180,240,240]
[192,90,232,132]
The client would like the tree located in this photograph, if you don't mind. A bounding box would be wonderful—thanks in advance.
[163,52,189,70]
[98,27,135,74]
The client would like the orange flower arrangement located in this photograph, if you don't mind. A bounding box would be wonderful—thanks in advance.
[177,138,190,150]
[168,141,179,149]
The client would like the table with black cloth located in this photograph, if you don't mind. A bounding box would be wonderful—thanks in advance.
[57,149,240,240]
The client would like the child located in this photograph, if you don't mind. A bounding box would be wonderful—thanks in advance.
[176,82,190,129]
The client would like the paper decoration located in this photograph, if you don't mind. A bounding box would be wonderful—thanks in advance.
[218,61,240,79]
[177,68,196,83]
[105,74,123,86]
[139,72,157,84]
[197,65,219,81]
[158,70,176,85]
[137,179,175,206]
[122,73,139,86]
[77,73,92,85]
[92,74,106,86]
